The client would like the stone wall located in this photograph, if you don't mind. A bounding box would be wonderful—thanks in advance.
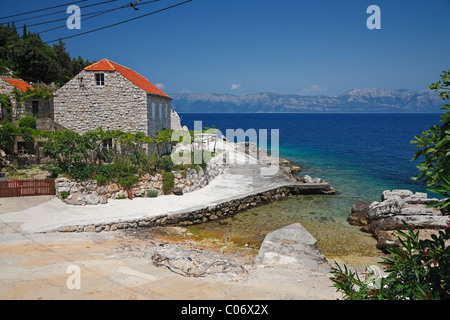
[57,183,335,233]
[0,78,53,120]
[146,95,171,136]
[0,77,14,95]
[53,70,171,136]
[55,152,228,204]
[15,99,54,119]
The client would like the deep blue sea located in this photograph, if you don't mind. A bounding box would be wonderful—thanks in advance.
[178,113,442,264]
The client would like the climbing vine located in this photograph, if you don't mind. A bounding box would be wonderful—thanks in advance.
[12,87,53,103]
[0,93,12,110]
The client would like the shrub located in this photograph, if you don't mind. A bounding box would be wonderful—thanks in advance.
[0,122,18,153]
[60,191,70,200]
[68,163,94,181]
[135,151,160,174]
[18,116,36,129]
[112,156,137,176]
[112,157,138,193]
[93,164,114,185]
[117,174,139,189]
[162,171,174,194]
[94,174,109,186]
[42,163,62,178]
[330,222,450,300]
[411,68,450,209]
[160,155,174,172]
[147,190,158,198]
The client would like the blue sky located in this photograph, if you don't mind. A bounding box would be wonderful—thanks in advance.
[1,0,450,95]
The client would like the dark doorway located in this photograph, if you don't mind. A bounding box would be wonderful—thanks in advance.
[32,101,39,116]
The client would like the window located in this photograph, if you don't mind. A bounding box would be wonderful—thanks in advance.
[32,101,39,116]
[102,138,113,160]
[95,73,105,86]
[159,103,162,119]
[152,102,155,119]
[103,138,113,152]
[1,103,7,119]
[17,142,27,154]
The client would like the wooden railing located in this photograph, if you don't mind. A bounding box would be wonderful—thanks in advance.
[0,179,55,198]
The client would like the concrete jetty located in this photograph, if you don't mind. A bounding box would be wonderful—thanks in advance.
[0,163,334,234]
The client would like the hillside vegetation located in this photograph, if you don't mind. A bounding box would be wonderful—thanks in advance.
[0,23,90,85]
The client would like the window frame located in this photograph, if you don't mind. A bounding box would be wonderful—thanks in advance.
[95,73,105,86]
[17,141,27,154]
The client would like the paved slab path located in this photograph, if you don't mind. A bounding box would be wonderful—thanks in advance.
[0,164,340,300]
[0,163,327,234]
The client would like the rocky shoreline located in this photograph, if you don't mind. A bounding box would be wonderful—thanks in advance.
[349,190,450,252]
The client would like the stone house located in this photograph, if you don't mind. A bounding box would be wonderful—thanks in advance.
[53,59,172,139]
[0,77,54,121]
[0,77,57,161]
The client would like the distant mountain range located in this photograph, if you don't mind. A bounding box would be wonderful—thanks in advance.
[170,88,445,113]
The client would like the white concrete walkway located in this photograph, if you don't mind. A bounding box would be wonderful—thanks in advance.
[0,163,297,234]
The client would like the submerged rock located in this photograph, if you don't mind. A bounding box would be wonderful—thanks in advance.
[348,201,371,226]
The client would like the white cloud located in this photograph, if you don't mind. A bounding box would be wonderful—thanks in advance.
[301,84,326,95]
[230,83,241,91]
[155,83,166,90]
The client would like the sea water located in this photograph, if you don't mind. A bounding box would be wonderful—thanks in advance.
[178,113,441,265]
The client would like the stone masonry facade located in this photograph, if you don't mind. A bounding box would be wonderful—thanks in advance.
[0,78,53,120]
[53,68,171,136]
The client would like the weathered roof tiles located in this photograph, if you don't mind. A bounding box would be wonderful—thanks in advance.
[84,59,171,99]
[1,78,34,92]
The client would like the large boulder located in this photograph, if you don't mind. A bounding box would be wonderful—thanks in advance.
[381,189,413,201]
[85,194,100,205]
[302,175,324,184]
[349,190,449,252]
[348,201,371,226]
[255,223,330,273]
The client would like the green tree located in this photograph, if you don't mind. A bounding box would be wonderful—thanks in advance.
[411,68,450,209]
[0,24,20,70]
[0,121,17,153]
[22,24,27,39]
[0,24,91,85]
[70,56,91,79]
[52,39,72,84]
[41,130,90,172]
[10,33,61,83]
[10,22,17,36]
[0,121,35,153]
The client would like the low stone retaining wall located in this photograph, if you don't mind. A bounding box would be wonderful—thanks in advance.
[55,153,228,204]
[56,182,334,233]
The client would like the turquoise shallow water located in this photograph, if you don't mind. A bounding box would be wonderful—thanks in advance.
[178,113,442,264]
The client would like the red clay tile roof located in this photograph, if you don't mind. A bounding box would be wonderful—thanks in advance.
[1,78,34,92]
[84,59,171,99]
